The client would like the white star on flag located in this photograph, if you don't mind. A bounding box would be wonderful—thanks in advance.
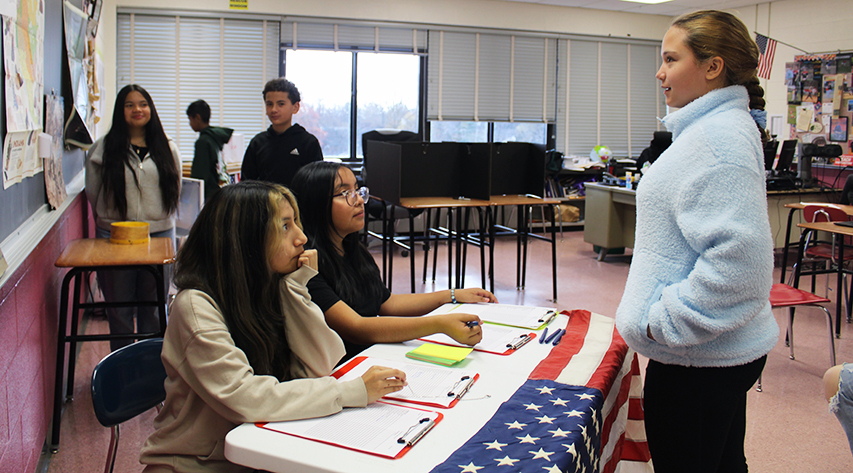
[563,442,578,457]
[550,398,569,406]
[537,386,556,395]
[530,448,555,460]
[565,409,584,418]
[495,455,520,466]
[536,415,557,424]
[505,421,527,430]
[458,462,484,472]
[525,403,544,411]
[543,465,563,473]
[548,427,571,437]
[576,393,595,401]
[483,440,508,450]
[517,434,541,444]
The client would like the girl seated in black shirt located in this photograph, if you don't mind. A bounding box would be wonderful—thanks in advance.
[291,161,498,360]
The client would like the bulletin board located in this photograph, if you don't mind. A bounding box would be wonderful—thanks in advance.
[785,52,853,154]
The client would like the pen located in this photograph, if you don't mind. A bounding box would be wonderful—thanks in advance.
[506,334,532,350]
[539,327,549,344]
[551,329,565,346]
[543,328,561,344]
[466,321,479,327]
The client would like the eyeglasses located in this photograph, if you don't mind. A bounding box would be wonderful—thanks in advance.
[332,186,369,206]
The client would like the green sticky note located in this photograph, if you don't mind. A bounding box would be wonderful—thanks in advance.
[406,343,473,366]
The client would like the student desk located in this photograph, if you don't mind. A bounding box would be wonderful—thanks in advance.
[50,237,175,449]
[488,195,560,301]
[398,196,493,292]
[794,221,853,338]
[224,311,649,473]
[778,202,853,284]
[582,183,636,261]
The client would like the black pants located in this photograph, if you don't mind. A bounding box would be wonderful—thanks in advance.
[643,356,766,473]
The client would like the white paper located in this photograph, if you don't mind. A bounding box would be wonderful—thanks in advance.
[428,302,556,329]
[420,322,534,354]
[335,357,477,408]
[261,402,439,458]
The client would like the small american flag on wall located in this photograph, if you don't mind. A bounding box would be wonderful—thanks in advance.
[755,33,777,80]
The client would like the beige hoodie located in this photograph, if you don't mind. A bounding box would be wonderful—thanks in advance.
[140,265,367,472]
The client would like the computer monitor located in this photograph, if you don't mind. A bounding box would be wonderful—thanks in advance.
[775,140,797,173]
[764,140,779,171]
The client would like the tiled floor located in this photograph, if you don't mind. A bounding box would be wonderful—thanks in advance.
[40,230,853,472]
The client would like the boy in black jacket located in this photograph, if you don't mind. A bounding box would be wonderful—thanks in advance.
[241,78,323,187]
[187,100,233,201]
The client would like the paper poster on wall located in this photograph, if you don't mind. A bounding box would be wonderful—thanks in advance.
[63,1,93,149]
[0,0,16,18]
[3,130,41,189]
[44,94,68,209]
[796,105,814,132]
[2,0,45,133]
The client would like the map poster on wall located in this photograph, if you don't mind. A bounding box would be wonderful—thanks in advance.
[44,94,67,209]
[3,130,40,189]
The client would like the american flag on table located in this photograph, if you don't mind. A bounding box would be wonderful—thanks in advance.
[430,310,652,473]
[755,33,777,80]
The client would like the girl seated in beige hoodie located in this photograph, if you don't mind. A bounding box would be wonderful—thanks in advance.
[140,181,406,472]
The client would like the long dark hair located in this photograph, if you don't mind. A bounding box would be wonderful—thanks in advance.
[290,162,385,306]
[102,84,181,218]
[173,181,299,381]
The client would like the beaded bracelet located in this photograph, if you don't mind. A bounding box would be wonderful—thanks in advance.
[451,288,457,304]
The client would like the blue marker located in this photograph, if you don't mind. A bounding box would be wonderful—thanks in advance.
[543,328,562,344]
[551,329,565,346]
[466,321,479,328]
[539,327,549,344]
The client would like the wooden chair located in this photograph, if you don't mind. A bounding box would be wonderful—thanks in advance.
[757,284,836,392]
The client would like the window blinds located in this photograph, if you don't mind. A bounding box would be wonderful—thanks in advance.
[427,31,557,123]
[280,19,427,53]
[117,12,279,160]
[555,38,664,158]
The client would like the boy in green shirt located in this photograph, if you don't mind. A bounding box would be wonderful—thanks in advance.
[186,100,233,201]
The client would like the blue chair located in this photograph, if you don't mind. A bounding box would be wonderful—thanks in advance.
[91,338,166,473]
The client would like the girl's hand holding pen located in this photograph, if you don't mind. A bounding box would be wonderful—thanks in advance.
[297,249,318,271]
[362,366,407,404]
[439,313,482,345]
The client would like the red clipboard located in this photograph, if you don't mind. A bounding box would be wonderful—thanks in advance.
[255,401,443,460]
[333,356,479,408]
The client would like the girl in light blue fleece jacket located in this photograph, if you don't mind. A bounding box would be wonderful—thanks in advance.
[615,10,779,473]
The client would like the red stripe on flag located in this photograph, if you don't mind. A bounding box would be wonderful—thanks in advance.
[528,309,592,380]
[602,431,626,473]
[600,352,634,472]
[629,397,644,419]
[622,440,653,462]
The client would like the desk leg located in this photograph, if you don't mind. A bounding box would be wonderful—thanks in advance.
[780,207,797,284]
[409,212,416,294]
[521,205,530,290]
[455,207,463,289]
[489,207,496,294]
[51,269,77,450]
[478,208,487,290]
[550,204,558,302]
[65,271,85,401]
[837,234,844,338]
[156,265,169,336]
[516,205,523,289]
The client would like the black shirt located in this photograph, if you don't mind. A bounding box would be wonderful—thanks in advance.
[241,124,323,187]
[307,263,391,362]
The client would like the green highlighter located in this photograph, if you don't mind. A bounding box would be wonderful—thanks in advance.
[406,343,473,366]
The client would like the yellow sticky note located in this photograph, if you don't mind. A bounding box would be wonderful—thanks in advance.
[406,343,473,366]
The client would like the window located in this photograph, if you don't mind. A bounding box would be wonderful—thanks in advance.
[356,53,420,157]
[494,122,547,144]
[284,49,353,158]
[283,50,421,160]
[429,121,488,142]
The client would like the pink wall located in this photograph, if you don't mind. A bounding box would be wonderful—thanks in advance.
[0,193,90,472]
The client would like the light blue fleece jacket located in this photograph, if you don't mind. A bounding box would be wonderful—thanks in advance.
[615,86,779,368]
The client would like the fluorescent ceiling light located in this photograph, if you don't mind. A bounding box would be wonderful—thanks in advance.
[619,0,672,4]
